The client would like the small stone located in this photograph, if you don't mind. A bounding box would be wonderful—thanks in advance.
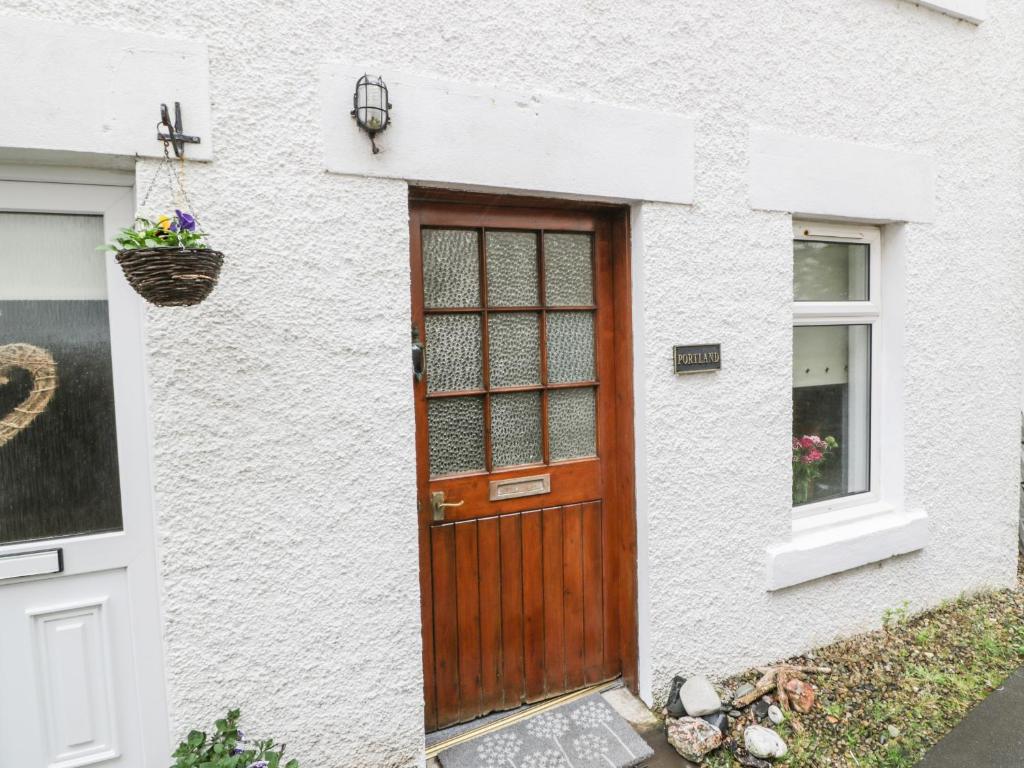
[767,705,784,725]
[734,682,756,700]
[679,675,722,717]
[752,700,770,720]
[666,674,687,718]
[729,710,743,718]
[667,716,723,762]
[701,711,729,733]
[744,725,788,759]
[827,715,839,724]
[887,724,901,739]
[784,678,816,713]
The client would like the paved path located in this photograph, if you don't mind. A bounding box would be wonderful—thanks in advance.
[917,667,1024,767]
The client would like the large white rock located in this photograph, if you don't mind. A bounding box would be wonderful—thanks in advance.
[744,725,788,759]
[679,675,721,717]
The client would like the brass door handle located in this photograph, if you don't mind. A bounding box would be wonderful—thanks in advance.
[431,491,464,521]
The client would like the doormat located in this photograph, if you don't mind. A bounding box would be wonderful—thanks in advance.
[437,693,653,768]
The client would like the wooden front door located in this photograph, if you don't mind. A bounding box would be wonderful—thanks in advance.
[411,194,637,731]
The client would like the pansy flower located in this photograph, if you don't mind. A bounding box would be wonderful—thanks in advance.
[172,209,196,232]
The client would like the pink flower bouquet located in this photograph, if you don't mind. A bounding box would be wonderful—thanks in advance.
[792,434,838,504]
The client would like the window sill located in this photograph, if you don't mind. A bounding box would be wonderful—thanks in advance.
[766,503,928,591]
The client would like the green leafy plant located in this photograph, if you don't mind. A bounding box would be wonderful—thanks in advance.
[171,708,298,768]
[102,210,208,252]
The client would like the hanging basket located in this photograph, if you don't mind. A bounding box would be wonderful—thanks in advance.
[116,246,224,307]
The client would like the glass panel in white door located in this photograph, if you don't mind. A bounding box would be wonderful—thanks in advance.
[0,212,122,544]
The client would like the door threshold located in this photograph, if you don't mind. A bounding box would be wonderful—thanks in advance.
[424,679,623,759]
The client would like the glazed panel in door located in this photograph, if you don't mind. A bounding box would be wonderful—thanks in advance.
[412,200,633,731]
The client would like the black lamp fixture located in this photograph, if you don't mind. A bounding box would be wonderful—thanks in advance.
[351,74,391,154]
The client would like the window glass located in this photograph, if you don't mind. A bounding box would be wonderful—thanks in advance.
[792,324,870,505]
[794,241,868,301]
[0,212,123,544]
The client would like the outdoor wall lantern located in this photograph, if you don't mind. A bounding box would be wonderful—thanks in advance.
[351,74,391,154]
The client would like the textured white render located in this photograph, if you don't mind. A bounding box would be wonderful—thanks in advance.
[909,0,987,23]
[0,16,212,160]
[1,1,1022,767]
[748,129,936,222]
[321,64,695,203]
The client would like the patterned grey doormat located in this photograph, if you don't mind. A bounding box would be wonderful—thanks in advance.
[437,693,653,768]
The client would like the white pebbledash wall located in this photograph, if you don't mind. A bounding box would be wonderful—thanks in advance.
[2,0,1022,766]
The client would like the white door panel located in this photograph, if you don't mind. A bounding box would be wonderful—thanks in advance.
[0,570,145,768]
[0,179,169,767]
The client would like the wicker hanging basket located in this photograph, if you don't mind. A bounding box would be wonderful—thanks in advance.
[116,246,224,307]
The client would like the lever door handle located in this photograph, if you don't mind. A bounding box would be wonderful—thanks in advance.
[431,491,464,521]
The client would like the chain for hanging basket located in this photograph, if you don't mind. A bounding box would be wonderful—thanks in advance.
[116,141,224,307]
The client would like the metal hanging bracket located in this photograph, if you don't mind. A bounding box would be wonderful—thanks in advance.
[157,102,201,158]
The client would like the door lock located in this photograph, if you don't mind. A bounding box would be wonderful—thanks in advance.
[430,491,464,521]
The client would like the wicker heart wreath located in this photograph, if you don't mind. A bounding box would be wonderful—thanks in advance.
[0,343,58,449]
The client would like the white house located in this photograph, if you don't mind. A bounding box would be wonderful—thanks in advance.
[0,1,1020,766]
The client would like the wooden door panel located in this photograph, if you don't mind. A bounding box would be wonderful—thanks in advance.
[541,506,566,697]
[454,521,482,721]
[426,504,613,727]
[477,516,503,714]
[412,198,636,731]
[521,509,546,704]
[430,525,460,727]
[562,503,586,691]
[582,500,606,680]
[498,513,525,708]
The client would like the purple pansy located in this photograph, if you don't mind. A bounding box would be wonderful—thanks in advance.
[172,209,196,232]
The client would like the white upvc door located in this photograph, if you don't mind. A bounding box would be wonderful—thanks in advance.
[0,178,170,767]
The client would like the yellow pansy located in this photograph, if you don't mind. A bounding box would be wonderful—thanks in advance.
[156,215,172,231]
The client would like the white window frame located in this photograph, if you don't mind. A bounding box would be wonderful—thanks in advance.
[792,221,882,520]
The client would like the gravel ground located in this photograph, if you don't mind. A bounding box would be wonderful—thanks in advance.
[702,556,1024,768]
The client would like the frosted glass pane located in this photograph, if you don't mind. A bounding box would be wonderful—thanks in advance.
[546,311,595,384]
[425,314,482,393]
[0,211,122,544]
[423,229,480,308]
[486,231,538,306]
[0,213,107,299]
[491,391,542,468]
[794,241,868,301]
[428,396,485,476]
[544,233,593,306]
[548,388,596,461]
[488,313,540,388]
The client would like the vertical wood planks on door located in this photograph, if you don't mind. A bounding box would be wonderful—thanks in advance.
[563,504,586,691]
[454,522,482,721]
[521,509,545,702]
[430,525,460,726]
[541,507,566,697]
[582,501,605,680]
[498,513,525,708]
[428,503,613,727]
[476,517,503,714]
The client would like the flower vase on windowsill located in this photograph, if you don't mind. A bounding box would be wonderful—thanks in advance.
[103,210,224,307]
[792,435,837,506]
